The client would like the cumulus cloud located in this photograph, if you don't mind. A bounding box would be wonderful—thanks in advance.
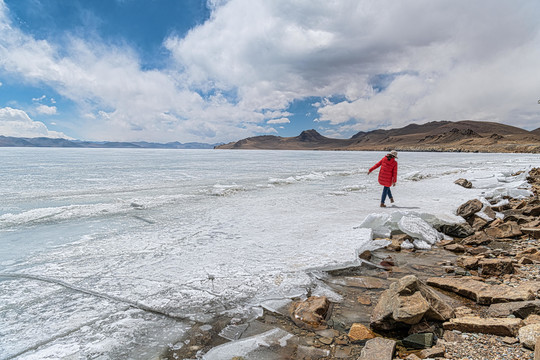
[36,104,57,115]
[0,107,71,138]
[167,0,540,135]
[267,117,290,124]
[1,0,539,141]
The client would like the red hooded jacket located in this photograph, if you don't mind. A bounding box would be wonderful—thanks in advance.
[369,156,398,187]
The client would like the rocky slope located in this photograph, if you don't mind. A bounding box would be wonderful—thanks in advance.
[216,120,540,153]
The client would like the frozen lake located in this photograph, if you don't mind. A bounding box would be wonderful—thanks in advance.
[1,148,538,359]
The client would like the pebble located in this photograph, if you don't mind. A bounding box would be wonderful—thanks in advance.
[442,333,534,360]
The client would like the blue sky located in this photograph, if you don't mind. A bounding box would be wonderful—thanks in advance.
[0,0,539,143]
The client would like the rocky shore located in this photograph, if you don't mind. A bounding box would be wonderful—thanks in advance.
[165,168,540,360]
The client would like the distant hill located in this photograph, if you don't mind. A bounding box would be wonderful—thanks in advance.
[532,127,540,136]
[216,120,540,153]
[0,136,220,149]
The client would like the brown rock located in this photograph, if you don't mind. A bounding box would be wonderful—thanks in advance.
[467,246,491,255]
[469,215,489,231]
[427,277,535,305]
[488,218,504,227]
[484,221,522,238]
[318,336,333,345]
[456,255,481,269]
[519,281,540,297]
[479,258,514,276]
[520,257,535,265]
[392,233,414,242]
[357,295,372,305]
[419,344,446,358]
[386,238,402,252]
[443,316,523,336]
[535,337,540,360]
[517,248,540,262]
[461,232,493,246]
[340,276,388,289]
[525,315,540,325]
[359,250,372,260]
[522,227,540,239]
[371,275,454,331]
[358,337,396,360]
[454,178,472,188]
[483,206,497,219]
[290,296,331,330]
[437,239,456,247]
[438,223,475,238]
[519,323,540,350]
[514,200,529,209]
[488,300,540,319]
[405,354,421,360]
[380,255,395,267]
[395,291,431,325]
[444,244,466,253]
[524,205,540,217]
[502,336,519,344]
[454,306,475,317]
[456,199,483,219]
[347,323,376,342]
[443,330,464,342]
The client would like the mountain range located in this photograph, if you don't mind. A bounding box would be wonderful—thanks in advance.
[0,136,220,149]
[216,120,540,153]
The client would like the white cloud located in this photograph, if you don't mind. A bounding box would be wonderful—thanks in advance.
[1,0,540,142]
[36,104,57,115]
[267,117,290,124]
[167,0,540,135]
[32,95,46,102]
[0,107,71,138]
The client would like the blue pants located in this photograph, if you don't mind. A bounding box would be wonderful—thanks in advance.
[381,186,393,204]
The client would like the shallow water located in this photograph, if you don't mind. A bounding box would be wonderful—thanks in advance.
[0,148,538,359]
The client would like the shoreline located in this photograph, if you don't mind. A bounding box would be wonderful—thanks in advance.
[164,168,540,359]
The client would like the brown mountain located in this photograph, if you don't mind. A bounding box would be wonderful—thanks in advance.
[216,120,540,153]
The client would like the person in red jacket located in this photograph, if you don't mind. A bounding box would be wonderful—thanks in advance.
[368,150,398,207]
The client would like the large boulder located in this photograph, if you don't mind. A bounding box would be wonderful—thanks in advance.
[370,275,454,331]
[290,296,330,330]
[443,316,523,337]
[456,199,483,219]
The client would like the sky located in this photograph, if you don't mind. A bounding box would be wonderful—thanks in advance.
[0,0,539,143]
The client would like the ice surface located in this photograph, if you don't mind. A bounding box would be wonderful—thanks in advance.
[1,149,539,359]
[203,328,294,360]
